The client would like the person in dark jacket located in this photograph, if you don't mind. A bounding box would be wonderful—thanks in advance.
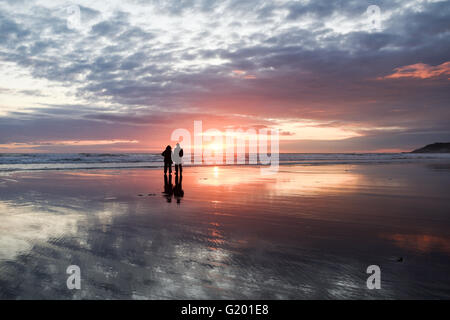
[161,145,173,174]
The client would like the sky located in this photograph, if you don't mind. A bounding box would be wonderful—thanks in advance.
[0,0,449,153]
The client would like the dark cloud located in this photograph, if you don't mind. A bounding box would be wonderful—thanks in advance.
[0,12,30,45]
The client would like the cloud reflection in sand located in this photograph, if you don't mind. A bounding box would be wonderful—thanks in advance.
[196,165,361,196]
[382,233,450,255]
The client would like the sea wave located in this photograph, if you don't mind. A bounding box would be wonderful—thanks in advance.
[0,153,450,172]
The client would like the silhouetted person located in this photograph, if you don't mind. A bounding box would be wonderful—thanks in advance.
[161,145,173,174]
[163,173,173,202]
[173,143,183,176]
[173,174,184,204]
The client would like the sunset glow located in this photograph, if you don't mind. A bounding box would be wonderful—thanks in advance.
[0,0,448,153]
[207,143,224,153]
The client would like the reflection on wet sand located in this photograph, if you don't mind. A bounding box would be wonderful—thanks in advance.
[382,234,450,255]
[173,175,184,204]
[0,202,80,261]
[196,166,361,196]
[0,163,449,299]
[163,174,174,202]
[163,174,184,204]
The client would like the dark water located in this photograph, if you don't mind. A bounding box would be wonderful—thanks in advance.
[0,163,449,299]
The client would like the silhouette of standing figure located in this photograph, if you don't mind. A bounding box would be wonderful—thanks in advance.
[161,145,173,174]
[173,174,184,204]
[163,173,173,202]
[173,143,183,176]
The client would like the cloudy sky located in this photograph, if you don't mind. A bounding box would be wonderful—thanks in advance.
[0,0,449,153]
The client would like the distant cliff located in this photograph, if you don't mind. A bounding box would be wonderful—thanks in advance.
[411,143,450,153]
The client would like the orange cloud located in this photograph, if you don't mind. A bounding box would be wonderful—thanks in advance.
[47,140,139,146]
[379,61,450,80]
[232,69,257,79]
[0,140,139,149]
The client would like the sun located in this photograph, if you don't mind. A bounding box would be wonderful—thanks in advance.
[207,143,223,152]
[213,166,219,177]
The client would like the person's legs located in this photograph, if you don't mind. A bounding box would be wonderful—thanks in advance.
[164,163,168,174]
[175,164,179,175]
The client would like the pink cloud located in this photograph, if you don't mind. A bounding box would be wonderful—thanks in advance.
[232,69,257,79]
[379,61,450,80]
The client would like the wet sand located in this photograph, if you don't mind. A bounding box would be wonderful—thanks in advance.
[1,163,450,299]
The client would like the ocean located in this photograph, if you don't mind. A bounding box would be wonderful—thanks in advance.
[1,152,450,172]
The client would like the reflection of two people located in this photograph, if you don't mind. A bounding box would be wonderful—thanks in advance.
[161,143,184,203]
[163,174,184,203]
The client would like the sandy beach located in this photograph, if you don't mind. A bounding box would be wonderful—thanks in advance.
[1,162,450,299]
